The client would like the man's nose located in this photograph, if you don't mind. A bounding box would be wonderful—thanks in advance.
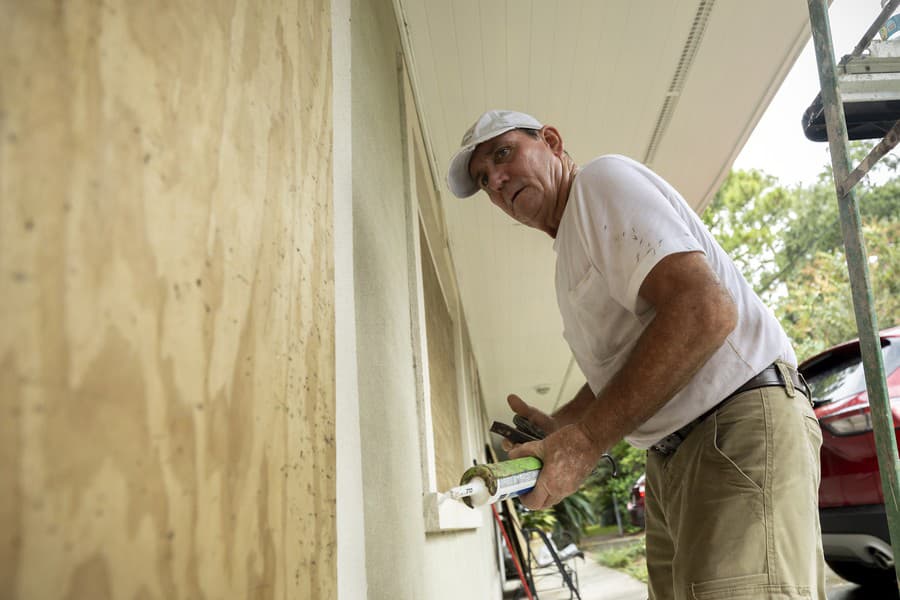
[487,168,508,192]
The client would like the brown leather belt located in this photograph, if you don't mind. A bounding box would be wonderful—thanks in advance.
[649,363,809,457]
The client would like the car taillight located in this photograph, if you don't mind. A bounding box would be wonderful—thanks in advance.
[821,397,900,435]
[821,408,872,435]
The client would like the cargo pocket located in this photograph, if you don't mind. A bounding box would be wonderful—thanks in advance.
[691,573,811,599]
[691,573,767,599]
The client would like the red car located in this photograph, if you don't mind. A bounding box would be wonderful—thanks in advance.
[627,473,646,529]
[800,326,900,587]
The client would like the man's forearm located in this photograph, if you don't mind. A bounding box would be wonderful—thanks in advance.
[552,383,595,428]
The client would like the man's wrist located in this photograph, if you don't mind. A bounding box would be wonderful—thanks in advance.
[575,420,603,453]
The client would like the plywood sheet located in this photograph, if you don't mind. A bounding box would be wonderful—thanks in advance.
[0,1,335,598]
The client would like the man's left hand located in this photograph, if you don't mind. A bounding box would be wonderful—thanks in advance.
[507,422,603,509]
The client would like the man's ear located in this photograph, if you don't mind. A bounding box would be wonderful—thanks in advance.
[540,126,565,157]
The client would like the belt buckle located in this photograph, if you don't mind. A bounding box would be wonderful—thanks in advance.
[652,427,689,456]
[651,440,675,457]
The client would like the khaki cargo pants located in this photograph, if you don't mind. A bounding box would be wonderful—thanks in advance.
[645,376,826,599]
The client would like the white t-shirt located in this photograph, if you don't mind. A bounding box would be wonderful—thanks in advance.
[553,155,796,449]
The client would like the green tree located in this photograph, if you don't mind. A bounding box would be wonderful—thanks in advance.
[702,142,900,358]
[782,219,900,359]
[701,169,798,299]
[701,170,844,305]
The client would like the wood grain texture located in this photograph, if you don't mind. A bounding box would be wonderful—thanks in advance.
[0,1,335,598]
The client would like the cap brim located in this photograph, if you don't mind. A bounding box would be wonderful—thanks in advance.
[446,145,480,198]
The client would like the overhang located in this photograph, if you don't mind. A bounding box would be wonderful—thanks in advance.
[395,0,815,433]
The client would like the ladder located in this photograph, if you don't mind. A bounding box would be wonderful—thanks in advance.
[807,0,900,588]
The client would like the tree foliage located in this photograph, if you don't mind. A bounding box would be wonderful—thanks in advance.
[784,219,900,358]
[702,142,900,358]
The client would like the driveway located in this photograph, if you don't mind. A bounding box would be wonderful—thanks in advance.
[534,557,646,600]
[530,546,898,600]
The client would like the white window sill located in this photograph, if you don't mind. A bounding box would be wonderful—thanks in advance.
[423,492,484,532]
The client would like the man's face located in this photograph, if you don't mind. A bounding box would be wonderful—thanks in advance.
[467,127,564,233]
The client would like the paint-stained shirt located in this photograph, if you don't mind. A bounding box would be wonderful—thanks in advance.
[553,154,796,449]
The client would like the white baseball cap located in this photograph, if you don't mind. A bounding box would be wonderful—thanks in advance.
[446,110,543,198]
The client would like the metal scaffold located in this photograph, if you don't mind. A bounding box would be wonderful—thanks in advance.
[806,0,900,587]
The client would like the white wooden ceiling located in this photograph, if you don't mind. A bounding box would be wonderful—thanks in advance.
[396,0,815,430]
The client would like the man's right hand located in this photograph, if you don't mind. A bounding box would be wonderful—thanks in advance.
[502,394,559,453]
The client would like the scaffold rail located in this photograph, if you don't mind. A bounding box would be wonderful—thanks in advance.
[806,0,900,588]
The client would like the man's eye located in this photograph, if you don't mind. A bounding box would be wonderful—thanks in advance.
[496,147,509,159]
[480,174,489,188]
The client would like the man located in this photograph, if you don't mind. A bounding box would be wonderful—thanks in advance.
[446,110,825,599]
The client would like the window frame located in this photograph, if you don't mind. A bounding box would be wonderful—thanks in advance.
[400,61,485,531]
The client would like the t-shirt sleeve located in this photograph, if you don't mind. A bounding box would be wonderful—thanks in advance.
[570,157,705,314]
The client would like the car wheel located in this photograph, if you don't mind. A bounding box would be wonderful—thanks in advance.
[827,558,897,588]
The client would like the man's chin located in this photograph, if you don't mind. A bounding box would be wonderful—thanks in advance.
[514,215,541,230]
[513,204,540,224]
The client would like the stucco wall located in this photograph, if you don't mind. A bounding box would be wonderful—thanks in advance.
[351,0,426,597]
[351,1,502,598]
[0,1,335,598]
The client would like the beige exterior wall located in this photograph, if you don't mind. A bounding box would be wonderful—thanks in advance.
[351,0,427,596]
[351,1,503,598]
[0,1,335,598]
